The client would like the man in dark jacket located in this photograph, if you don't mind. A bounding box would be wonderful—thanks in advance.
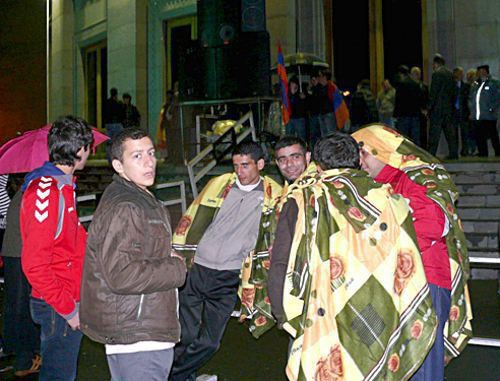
[394,65,425,146]
[428,54,458,159]
[468,64,500,157]
[452,67,474,156]
[80,128,186,380]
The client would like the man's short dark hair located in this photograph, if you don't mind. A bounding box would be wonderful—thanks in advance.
[48,116,94,166]
[111,128,150,161]
[232,141,264,163]
[314,131,360,170]
[275,136,308,154]
[110,88,118,97]
[433,54,445,66]
[122,92,132,100]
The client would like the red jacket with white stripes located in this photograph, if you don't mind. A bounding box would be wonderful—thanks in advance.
[21,174,87,318]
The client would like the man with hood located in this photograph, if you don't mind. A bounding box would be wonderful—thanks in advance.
[352,124,473,380]
[20,116,94,381]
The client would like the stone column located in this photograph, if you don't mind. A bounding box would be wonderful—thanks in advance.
[107,0,148,129]
[49,1,75,120]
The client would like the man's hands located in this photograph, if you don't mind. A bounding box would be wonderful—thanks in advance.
[67,312,80,330]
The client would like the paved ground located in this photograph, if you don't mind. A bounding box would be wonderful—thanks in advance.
[0,280,497,380]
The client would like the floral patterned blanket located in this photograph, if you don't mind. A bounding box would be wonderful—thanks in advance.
[352,124,472,361]
[281,168,437,381]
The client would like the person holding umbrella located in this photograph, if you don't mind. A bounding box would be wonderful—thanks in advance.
[20,116,94,381]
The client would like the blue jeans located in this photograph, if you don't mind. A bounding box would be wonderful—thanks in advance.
[318,112,337,137]
[286,118,307,141]
[396,116,421,146]
[410,284,451,381]
[379,115,394,128]
[3,257,39,371]
[108,348,174,381]
[105,123,124,162]
[30,298,83,381]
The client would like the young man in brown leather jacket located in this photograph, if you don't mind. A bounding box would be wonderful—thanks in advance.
[80,128,186,380]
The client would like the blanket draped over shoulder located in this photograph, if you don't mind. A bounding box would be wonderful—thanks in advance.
[172,173,282,334]
[352,124,473,362]
[280,168,437,381]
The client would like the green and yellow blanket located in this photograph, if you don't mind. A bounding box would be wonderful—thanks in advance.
[281,168,437,381]
[352,124,473,361]
[172,173,282,266]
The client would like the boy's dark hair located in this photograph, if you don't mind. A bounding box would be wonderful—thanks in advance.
[111,128,150,161]
[110,88,118,97]
[314,131,360,170]
[48,116,94,166]
[433,54,445,66]
[275,136,308,154]
[232,141,264,163]
[122,92,132,100]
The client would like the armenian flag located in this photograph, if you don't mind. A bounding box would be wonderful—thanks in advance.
[277,42,291,125]
[327,81,350,130]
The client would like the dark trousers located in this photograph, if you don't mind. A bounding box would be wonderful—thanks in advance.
[474,120,500,157]
[396,116,421,146]
[410,284,451,381]
[3,257,40,371]
[170,263,240,381]
[30,298,83,381]
[429,119,458,159]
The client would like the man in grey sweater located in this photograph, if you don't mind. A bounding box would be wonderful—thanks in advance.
[170,141,281,381]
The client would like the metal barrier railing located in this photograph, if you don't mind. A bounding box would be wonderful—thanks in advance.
[186,111,257,198]
[467,256,499,348]
[155,180,187,213]
[76,180,187,223]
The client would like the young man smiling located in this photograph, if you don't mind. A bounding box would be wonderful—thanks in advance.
[80,128,186,380]
[170,141,281,381]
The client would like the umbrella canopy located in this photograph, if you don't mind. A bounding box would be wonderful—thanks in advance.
[0,124,108,175]
[271,52,329,71]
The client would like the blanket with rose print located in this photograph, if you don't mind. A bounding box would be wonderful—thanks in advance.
[352,124,473,361]
[281,168,437,381]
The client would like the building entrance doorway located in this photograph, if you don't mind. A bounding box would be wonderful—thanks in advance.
[83,41,107,129]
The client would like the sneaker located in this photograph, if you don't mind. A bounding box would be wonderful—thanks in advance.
[14,354,42,377]
[196,375,217,381]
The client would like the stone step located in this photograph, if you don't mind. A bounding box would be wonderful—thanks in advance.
[458,195,500,208]
[444,162,500,173]
[458,208,500,221]
[456,184,499,195]
[465,233,498,250]
[452,172,500,185]
[462,221,498,234]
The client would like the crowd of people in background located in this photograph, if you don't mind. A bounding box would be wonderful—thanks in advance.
[103,87,141,161]
[285,54,499,158]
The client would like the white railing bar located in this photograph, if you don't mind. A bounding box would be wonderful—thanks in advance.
[187,111,255,198]
[469,257,500,265]
[194,160,217,183]
[77,194,97,202]
[79,215,93,223]
[468,337,500,347]
[156,181,185,190]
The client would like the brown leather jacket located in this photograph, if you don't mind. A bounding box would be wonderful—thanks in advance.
[80,175,186,345]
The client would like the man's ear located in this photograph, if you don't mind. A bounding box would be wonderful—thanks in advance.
[112,159,123,174]
[257,158,265,171]
[305,151,312,164]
